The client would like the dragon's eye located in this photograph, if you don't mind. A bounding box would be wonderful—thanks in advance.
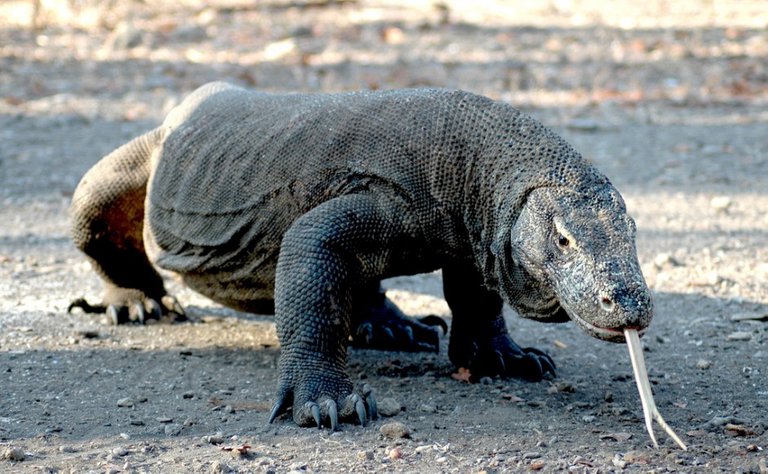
[557,234,570,247]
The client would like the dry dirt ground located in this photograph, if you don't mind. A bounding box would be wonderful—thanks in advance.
[1,1,767,472]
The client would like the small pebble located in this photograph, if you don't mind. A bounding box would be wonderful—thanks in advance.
[710,196,732,213]
[727,331,752,341]
[654,252,682,269]
[111,447,128,457]
[696,359,712,369]
[357,450,374,461]
[164,424,182,436]
[731,312,768,322]
[117,397,135,408]
[478,376,493,385]
[377,397,402,417]
[420,403,437,413]
[388,447,402,460]
[2,447,25,462]
[523,452,541,460]
[380,421,411,439]
[203,433,224,445]
[182,392,195,399]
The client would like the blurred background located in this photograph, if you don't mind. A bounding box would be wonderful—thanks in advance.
[1,0,766,120]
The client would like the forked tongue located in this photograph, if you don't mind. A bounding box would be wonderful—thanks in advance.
[624,328,687,450]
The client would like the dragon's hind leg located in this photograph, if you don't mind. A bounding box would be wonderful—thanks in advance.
[69,129,184,324]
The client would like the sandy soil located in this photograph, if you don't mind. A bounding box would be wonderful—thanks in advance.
[1,1,766,472]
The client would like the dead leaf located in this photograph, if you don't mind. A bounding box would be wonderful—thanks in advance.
[725,423,757,437]
[221,444,251,456]
[451,367,472,383]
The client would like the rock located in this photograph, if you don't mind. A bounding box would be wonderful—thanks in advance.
[727,331,752,341]
[377,397,402,417]
[111,447,128,457]
[388,447,403,459]
[2,447,25,462]
[523,452,541,459]
[566,118,601,132]
[730,312,768,322]
[380,421,411,439]
[182,391,195,399]
[357,450,374,461]
[654,252,682,269]
[117,397,135,408]
[210,460,232,474]
[107,22,144,50]
[710,196,732,213]
[202,433,224,445]
[164,423,182,436]
[696,359,712,369]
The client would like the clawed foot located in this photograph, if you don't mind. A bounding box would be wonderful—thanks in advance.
[351,292,446,352]
[452,333,556,382]
[68,295,187,325]
[268,363,377,430]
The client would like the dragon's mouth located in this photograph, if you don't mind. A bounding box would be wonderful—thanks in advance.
[568,311,646,343]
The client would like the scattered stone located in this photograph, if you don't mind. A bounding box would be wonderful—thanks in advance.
[182,391,195,399]
[653,252,682,269]
[600,432,632,442]
[117,397,135,408]
[622,450,651,465]
[612,453,627,469]
[156,417,173,423]
[727,331,753,341]
[377,397,402,417]
[107,21,144,50]
[210,460,232,474]
[696,359,712,369]
[164,423,182,436]
[724,423,758,437]
[2,447,25,462]
[523,452,541,459]
[731,312,768,322]
[388,447,403,460]
[420,403,437,413]
[566,117,601,132]
[111,447,128,457]
[710,196,732,213]
[357,450,374,461]
[203,433,224,445]
[582,415,596,423]
[380,421,411,439]
[530,459,545,470]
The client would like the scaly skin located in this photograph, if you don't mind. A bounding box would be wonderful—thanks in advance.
[70,82,652,429]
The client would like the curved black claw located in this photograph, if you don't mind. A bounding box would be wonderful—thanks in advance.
[351,313,440,353]
[452,333,557,382]
[268,393,291,424]
[418,315,449,335]
[67,298,106,314]
[362,384,378,420]
[269,374,378,431]
[67,295,186,325]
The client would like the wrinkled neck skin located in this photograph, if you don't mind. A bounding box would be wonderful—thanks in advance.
[465,113,607,322]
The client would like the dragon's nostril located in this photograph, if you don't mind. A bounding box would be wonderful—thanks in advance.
[600,296,615,312]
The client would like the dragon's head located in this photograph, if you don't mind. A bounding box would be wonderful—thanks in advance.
[497,186,652,342]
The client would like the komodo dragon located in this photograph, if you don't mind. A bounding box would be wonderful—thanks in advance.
[69,82,653,430]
